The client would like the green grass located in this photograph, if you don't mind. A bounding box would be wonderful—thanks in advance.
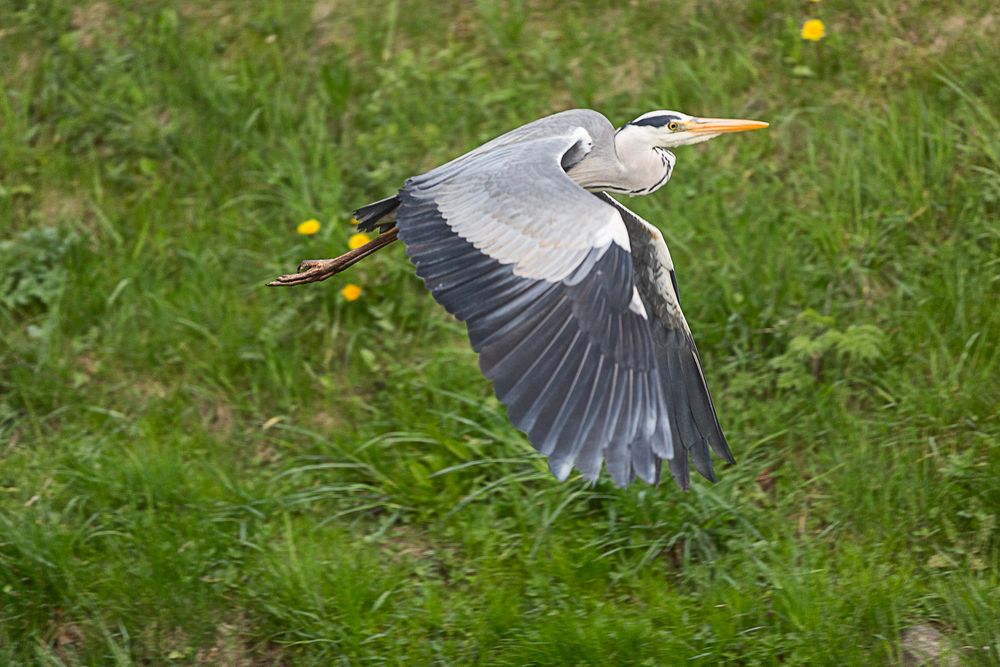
[1,0,998,664]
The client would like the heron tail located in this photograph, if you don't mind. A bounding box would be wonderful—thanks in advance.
[354,195,400,233]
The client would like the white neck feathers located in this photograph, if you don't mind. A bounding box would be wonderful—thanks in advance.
[610,127,675,195]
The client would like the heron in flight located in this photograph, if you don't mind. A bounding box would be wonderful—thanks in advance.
[271,109,768,489]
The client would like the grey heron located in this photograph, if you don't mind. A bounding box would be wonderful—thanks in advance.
[270,109,768,489]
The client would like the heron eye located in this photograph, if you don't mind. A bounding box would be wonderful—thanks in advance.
[667,121,681,131]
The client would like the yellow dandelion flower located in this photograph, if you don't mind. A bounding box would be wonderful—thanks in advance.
[801,18,826,41]
[348,232,371,250]
[341,283,362,301]
[297,219,321,235]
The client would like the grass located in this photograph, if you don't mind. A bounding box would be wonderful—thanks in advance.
[1,0,998,664]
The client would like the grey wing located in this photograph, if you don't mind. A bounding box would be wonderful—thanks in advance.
[596,192,735,489]
[396,127,675,487]
[447,109,617,166]
[355,109,616,234]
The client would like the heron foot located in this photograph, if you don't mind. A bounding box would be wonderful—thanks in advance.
[267,258,342,286]
[267,226,399,287]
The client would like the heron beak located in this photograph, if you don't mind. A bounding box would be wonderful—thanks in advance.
[687,117,769,134]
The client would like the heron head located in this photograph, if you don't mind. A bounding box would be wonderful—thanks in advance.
[622,110,768,148]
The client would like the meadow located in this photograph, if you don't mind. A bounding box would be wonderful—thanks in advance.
[1,1,998,664]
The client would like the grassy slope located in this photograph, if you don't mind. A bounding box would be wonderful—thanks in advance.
[1,0,998,664]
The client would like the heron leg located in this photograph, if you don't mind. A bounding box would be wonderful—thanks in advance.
[267,226,399,286]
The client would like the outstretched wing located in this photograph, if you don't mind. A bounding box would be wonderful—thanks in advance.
[396,125,676,487]
[595,193,734,489]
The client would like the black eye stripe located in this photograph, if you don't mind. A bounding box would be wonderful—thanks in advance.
[630,114,680,128]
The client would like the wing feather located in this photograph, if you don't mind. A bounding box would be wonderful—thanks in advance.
[594,192,735,488]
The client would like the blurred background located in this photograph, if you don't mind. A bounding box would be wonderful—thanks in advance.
[1,0,998,664]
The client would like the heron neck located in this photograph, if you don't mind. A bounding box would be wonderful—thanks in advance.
[612,131,675,195]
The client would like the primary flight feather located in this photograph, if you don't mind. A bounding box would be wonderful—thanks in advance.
[270,108,768,488]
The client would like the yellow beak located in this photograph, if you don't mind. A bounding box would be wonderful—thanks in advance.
[687,117,769,134]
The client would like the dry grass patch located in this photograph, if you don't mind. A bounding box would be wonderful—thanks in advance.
[195,611,286,667]
[70,2,113,49]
